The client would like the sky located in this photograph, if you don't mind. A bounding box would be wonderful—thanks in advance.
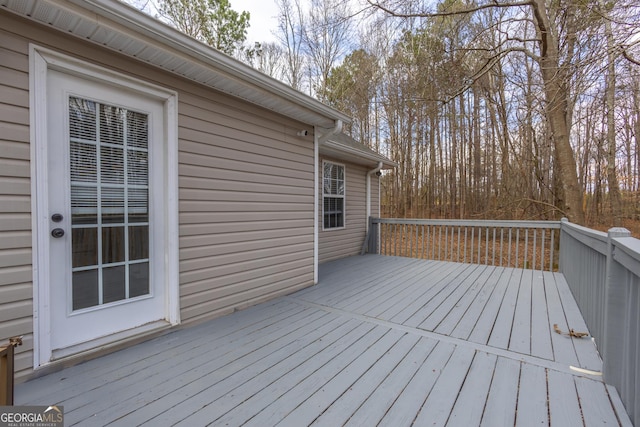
[229,0,280,44]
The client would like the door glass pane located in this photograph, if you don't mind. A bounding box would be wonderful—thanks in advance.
[102,227,125,264]
[103,266,126,304]
[101,187,125,224]
[101,146,125,184]
[128,188,148,223]
[71,186,97,225]
[129,226,149,260]
[72,228,98,268]
[69,96,150,310]
[130,262,149,298]
[100,105,124,146]
[72,270,99,310]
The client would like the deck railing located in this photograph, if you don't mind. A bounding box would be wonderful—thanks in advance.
[362,218,561,272]
[559,219,640,425]
[363,217,639,425]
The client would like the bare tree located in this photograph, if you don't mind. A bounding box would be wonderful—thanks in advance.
[275,0,307,90]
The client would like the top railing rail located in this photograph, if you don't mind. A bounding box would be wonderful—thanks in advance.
[363,217,561,272]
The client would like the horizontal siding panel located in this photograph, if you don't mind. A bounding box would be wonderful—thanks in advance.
[0,85,29,108]
[0,300,32,323]
[0,46,28,73]
[180,219,313,236]
[0,232,30,250]
[180,165,311,189]
[180,188,312,205]
[0,248,31,268]
[0,265,32,287]
[0,141,30,161]
[0,214,30,231]
[0,177,30,195]
[180,200,311,213]
[0,102,29,126]
[181,268,313,319]
[179,176,311,196]
[0,122,29,144]
[0,317,32,343]
[181,242,312,274]
[0,157,30,178]
[180,120,313,166]
[178,94,312,148]
[180,152,313,181]
[180,234,311,261]
[180,227,310,248]
[181,254,312,295]
[0,29,29,54]
[180,211,311,225]
[0,196,30,213]
[0,65,28,91]
[0,282,32,304]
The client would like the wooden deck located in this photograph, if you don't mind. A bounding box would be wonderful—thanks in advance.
[16,255,632,426]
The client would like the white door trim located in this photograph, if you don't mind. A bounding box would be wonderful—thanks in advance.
[29,45,180,368]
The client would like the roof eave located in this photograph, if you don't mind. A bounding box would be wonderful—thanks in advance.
[1,0,351,128]
[320,140,396,169]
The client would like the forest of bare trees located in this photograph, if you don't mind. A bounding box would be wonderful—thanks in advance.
[244,0,639,229]
[132,0,640,229]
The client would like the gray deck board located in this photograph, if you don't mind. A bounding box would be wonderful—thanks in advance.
[15,255,631,426]
[480,357,520,427]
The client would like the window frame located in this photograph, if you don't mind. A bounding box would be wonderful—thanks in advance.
[322,160,346,230]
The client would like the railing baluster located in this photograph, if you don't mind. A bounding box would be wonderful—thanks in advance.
[492,227,496,266]
[445,226,449,261]
[550,229,555,271]
[499,228,504,267]
[532,229,537,271]
[508,228,512,268]
[516,229,520,269]
[470,227,475,264]
[464,227,468,263]
[524,229,529,269]
[477,227,482,264]
[541,229,546,271]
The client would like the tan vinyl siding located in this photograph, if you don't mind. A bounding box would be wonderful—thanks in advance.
[1,11,315,378]
[0,25,34,378]
[177,90,315,323]
[319,157,377,263]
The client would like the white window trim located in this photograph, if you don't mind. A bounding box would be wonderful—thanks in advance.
[322,160,346,231]
[30,45,180,368]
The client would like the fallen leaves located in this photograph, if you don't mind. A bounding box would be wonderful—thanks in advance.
[553,323,589,338]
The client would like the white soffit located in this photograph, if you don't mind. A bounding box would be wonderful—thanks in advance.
[0,0,351,129]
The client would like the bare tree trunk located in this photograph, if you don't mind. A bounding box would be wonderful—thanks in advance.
[531,0,585,224]
[602,4,622,226]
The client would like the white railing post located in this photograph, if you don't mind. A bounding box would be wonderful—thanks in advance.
[558,217,569,273]
[602,227,632,388]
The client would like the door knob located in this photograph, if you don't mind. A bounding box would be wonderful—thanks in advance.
[51,228,65,238]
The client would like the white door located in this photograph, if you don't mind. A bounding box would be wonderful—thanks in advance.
[45,69,168,356]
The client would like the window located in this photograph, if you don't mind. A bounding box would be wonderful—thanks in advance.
[323,161,345,229]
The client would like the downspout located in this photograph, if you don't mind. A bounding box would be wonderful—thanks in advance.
[314,120,343,284]
[366,162,384,232]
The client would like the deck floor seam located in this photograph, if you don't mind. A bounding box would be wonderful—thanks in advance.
[285,295,604,381]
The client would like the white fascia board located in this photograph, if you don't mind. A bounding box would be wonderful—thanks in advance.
[6,0,351,128]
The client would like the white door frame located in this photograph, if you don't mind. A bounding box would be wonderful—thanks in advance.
[29,45,180,368]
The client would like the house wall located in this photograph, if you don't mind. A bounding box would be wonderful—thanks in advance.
[0,11,316,379]
[318,156,380,264]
